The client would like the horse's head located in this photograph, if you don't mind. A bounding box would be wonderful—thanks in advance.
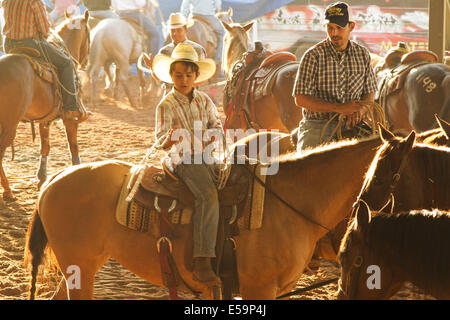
[337,200,396,300]
[358,125,416,211]
[221,20,254,77]
[56,10,91,67]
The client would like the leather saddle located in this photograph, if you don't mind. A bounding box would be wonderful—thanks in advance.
[8,47,59,85]
[134,164,249,214]
[224,42,297,129]
[375,50,438,104]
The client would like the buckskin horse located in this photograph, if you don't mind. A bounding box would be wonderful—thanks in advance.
[221,20,302,134]
[0,12,90,204]
[375,50,450,135]
[337,200,450,300]
[25,131,391,300]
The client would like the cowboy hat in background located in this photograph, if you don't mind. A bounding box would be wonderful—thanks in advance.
[152,43,216,84]
[167,12,194,29]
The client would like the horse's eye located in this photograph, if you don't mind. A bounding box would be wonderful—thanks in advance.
[373,176,384,186]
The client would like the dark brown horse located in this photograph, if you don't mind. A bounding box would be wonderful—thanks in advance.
[314,119,450,262]
[221,20,302,134]
[337,200,450,300]
[358,123,450,213]
[0,12,90,203]
[375,51,450,135]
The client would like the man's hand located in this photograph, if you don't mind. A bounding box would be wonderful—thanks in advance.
[345,105,369,129]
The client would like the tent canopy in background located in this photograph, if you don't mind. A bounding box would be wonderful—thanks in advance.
[157,0,294,23]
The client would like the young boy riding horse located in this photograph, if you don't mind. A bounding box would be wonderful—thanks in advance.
[152,43,222,285]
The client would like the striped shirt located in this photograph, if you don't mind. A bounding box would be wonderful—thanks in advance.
[293,39,377,120]
[2,0,50,40]
[155,88,223,158]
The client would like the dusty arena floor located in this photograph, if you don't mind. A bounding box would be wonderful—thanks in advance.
[0,76,434,300]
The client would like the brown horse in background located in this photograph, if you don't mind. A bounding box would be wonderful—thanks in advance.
[359,123,450,213]
[314,119,450,262]
[221,20,302,134]
[375,50,450,135]
[337,200,450,300]
[25,133,386,300]
[0,12,90,203]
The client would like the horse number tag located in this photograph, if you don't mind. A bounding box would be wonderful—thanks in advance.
[415,72,437,93]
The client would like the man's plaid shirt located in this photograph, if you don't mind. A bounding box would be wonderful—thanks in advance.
[293,39,377,120]
[2,0,50,40]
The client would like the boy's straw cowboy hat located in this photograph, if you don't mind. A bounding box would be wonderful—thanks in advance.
[152,43,216,84]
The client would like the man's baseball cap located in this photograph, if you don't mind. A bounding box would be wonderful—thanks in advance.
[324,2,352,28]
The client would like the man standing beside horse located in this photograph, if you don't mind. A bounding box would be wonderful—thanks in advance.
[2,0,87,122]
[293,2,377,151]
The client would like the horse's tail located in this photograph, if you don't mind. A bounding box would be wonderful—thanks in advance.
[439,74,450,122]
[24,206,48,300]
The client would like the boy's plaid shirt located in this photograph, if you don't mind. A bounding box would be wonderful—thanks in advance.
[2,0,50,40]
[293,39,377,120]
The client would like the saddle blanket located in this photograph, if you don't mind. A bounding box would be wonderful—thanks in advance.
[115,164,268,236]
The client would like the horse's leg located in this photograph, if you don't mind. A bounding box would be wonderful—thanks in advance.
[62,120,80,165]
[37,123,50,188]
[0,147,15,202]
[137,68,146,108]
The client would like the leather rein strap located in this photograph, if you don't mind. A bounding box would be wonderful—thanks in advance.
[242,165,331,232]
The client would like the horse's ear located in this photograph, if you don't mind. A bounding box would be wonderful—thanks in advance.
[243,21,254,33]
[228,7,233,17]
[65,9,70,19]
[435,114,450,139]
[355,200,371,231]
[221,20,232,32]
[402,130,416,153]
[378,123,395,142]
[84,9,90,21]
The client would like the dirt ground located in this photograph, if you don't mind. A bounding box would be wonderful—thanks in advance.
[0,76,434,300]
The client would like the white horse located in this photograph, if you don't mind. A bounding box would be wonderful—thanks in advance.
[86,18,149,108]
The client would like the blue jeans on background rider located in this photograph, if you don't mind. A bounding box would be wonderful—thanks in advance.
[174,162,219,258]
[4,37,78,111]
[195,14,224,62]
[119,11,161,57]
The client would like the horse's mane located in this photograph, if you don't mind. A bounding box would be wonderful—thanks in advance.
[278,135,381,165]
[363,210,450,293]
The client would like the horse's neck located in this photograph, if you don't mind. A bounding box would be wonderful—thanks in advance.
[276,138,383,232]
[398,146,450,210]
[58,28,80,61]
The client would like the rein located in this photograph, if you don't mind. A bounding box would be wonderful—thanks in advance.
[242,165,331,232]
[276,277,339,299]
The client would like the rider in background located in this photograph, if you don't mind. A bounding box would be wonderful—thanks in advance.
[180,0,225,79]
[82,0,118,20]
[49,0,80,25]
[2,0,87,122]
[112,0,163,57]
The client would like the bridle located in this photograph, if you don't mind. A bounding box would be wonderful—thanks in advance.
[337,233,366,299]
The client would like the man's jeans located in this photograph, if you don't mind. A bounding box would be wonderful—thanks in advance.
[119,12,163,56]
[195,14,225,62]
[174,163,219,258]
[296,118,371,152]
[4,37,78,111]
